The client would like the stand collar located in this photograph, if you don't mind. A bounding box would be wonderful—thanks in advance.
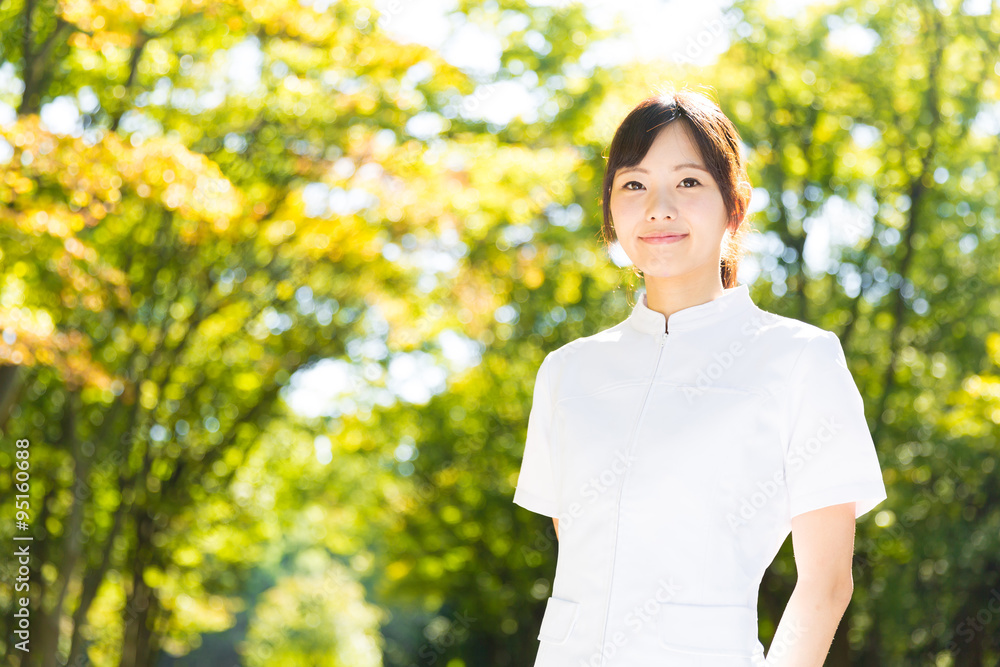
[627,283,755,334]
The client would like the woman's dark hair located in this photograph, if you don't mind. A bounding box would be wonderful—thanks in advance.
[601,87,754,288]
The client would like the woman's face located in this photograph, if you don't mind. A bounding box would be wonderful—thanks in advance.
[608,121,732,281]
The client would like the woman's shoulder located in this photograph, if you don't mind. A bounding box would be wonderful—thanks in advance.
[542,320,631,366]
[744,305,841,348]
[745,307,853,383]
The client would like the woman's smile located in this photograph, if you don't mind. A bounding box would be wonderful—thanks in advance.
[640,233,688,244]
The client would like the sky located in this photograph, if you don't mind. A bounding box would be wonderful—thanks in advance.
[376,0,833,126]
[376,0,825,69]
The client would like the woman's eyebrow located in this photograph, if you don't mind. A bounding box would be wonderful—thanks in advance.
[618,163,709,176]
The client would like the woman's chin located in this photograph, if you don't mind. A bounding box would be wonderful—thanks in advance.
[635,260,713,280]
[636,267,685,279]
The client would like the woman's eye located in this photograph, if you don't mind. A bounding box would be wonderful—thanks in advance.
[622,178,700,190]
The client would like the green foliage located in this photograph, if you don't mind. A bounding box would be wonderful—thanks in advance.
[241,551,384,667]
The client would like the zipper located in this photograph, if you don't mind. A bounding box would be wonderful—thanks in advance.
[599,330,668,666]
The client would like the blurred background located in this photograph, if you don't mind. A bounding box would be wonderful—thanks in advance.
[1,0,999,665]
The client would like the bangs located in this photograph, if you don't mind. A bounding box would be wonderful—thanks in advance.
[610,103,688,177]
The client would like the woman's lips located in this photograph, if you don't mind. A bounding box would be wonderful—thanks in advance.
[640,234,688,244]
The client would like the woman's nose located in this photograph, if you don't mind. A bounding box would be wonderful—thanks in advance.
[646,189,677,220]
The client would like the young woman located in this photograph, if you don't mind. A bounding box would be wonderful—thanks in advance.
[513,89,887,667]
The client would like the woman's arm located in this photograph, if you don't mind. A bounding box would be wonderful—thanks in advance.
[765,502,856,667]
[553,517,559,540]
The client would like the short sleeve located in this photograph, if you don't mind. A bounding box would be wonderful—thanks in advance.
[783,331,888,520]
[512,354,560,518]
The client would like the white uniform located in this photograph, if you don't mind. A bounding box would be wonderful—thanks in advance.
[513,283,888,667]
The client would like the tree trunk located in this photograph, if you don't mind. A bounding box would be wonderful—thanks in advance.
[36,391,89,667]
[65,494,129,667]
[17,4,73,117]
[0,364,23,431]
[119,509,155,667]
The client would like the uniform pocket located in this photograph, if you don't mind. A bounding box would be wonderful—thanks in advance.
[657,602,758,657]
[537,596,580,644]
